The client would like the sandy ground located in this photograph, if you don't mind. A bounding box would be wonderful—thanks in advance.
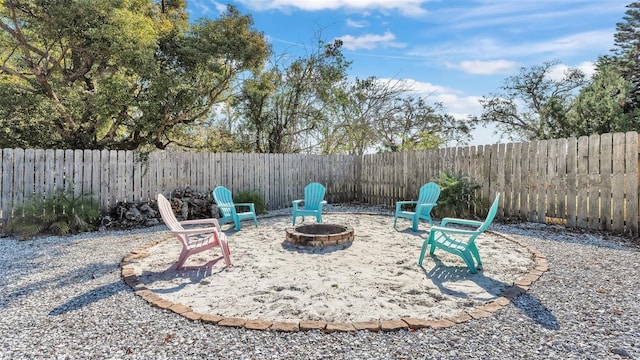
[131,213,535,323]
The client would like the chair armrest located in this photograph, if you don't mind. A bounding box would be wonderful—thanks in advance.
[440,217,483,228]
[415,202,436,210]
[170,226,220,236]
[233,202,254,207]
[180,218,219,226]
[179,218,221,232]
[396,201,417,211]
[234,203,256,212]
[292,199,303,210]
[430,226,480,236]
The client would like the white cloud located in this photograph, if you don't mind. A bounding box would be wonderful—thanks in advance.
[377,77,496,145]
[446,60,519,75]
[389,78,451,95]
[435,94,484,116]
[547,61,596,81]
[338,31,406,51]
[346,18,368,28]
[525,31,614,57]
[382,78,482,115]
[187,0,211,15]
[234,0,428,16]
[410,30,614,63]
[212,1,228,13]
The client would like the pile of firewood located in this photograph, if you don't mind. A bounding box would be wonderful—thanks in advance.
[99,187,219,231]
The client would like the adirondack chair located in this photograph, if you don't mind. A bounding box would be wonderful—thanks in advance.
[157,194,231,269]
[394,182,441,231]
[418,193,501,274]
[292,182,328,225]
[212,186,258,231]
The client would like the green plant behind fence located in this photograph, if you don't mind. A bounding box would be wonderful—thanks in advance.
[233,190,266,214]
[433,171,488,219]
[10,189,101,240]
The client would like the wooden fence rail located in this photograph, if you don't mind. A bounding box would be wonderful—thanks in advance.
[1,131,638,235]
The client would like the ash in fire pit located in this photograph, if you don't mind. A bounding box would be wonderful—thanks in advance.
[285,223,354,247]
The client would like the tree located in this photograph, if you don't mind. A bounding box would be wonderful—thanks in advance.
[611,1,640,92]
[375,95,471,152]
[318,76,391,155]
[315,76,471,155]
[0,1,268,150]
[569,1,640,134]
[471,60,586,141]
[572,62,640,135]
[234,39,351,153]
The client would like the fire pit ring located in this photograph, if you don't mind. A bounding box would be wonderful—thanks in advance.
[285,223,354,247]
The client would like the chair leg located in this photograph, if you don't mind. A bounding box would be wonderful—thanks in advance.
[468,244,483,270]
[460,251,478,273]
[417,237,432,266]
[233,218,241,231]
[175,248,189,270]
[316,214,322,223]
[393,216,398,229]
[219,239,232,266]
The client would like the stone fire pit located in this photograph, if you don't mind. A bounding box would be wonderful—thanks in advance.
[284,223,354,247]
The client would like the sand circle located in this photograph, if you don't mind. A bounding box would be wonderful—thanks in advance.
[130,213,536,323]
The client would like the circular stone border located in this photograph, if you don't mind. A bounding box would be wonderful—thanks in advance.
[285,223,354,247]
[120,220,549,333]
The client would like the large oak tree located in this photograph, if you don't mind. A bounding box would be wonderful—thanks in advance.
[0,1,268,150]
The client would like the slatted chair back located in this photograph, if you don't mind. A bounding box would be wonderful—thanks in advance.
[157,194,231,269]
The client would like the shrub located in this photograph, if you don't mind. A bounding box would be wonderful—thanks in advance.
[10,189,101,240]
[233,190,266,214]
[433,171,487,219]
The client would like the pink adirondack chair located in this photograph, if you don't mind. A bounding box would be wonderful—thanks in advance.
[157,194,231,269]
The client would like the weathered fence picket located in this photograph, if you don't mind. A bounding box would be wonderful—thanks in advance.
[1,131,638,236]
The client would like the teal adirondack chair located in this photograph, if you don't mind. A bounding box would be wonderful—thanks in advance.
[394,182,441,231]
[212,186,258,231]
[418,193,501,274]
[292,182,327,225]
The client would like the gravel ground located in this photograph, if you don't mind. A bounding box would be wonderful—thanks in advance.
[1,205,639,360]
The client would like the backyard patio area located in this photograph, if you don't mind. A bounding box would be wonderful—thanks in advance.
[1,205,638,359]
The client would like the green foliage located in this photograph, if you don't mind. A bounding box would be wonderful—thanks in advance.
[0,2,268,150]
[10,189,101,240]
[573,3,640,133]
[572,62,640,135]
[233,190,266,214]
[315,76,471,155]
[472,60,586,141]
[235,38,350,153]
[433,171,487,219]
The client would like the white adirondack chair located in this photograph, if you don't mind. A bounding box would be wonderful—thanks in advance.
[157,194,231,269]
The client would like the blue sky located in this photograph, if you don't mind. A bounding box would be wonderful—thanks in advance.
[186,0,631,145]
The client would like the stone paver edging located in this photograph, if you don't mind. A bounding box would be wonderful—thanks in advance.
[120,230,548,333]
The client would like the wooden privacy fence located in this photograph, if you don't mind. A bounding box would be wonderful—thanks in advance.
[361,131,639,236]
[1,131,638,235]
[0,151,359,222]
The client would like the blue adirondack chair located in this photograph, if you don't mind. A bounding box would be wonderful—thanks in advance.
[393,182,441,231]
[292,182,328,225]
[212,186,258,231]
[418,193,501,274]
